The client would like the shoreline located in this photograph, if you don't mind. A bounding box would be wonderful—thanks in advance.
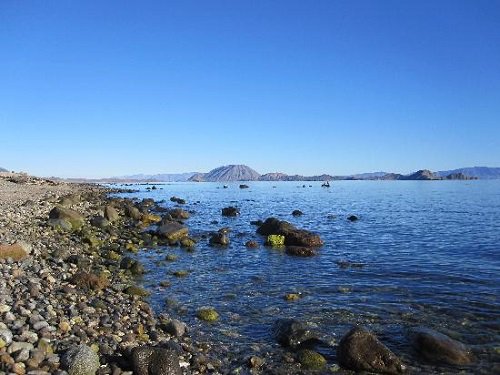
[0,174,198,374]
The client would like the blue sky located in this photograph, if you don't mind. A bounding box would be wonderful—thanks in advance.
[1,0,499,178]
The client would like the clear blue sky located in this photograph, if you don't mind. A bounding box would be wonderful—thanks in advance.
[1,0,499,178]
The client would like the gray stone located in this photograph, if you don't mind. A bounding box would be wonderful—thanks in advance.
[272,319,320,349]
[131,346,181,375]
[0,329,13,345]
[163,320,186,337]
[61,345,99,375]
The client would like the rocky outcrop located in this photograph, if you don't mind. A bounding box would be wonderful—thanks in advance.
[399,170,440,180]
[257,218,323,247]
[409,327,474,365]
[337,326,405,374]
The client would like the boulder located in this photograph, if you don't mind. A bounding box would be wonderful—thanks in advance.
[245,240,259,249]
[125,205,142,220]
[170,196,186,204]
[90,216,109,229]
[285,246,317,257]
[209,229,229,246]
[120,257,145,275]
[222,206,240,217]
[337,326,405,374]
[104,205,119,222]
[59,194,80,206]
[347,215,359,222]
[197,307,219,322]
[131,346,182,375]
[168,209,190,220]
[239,184,249,189]
[0,242,31,261]
[70,272,109,291]
[272,319,320,349]
[297,349,326,370]
[292,210,303,216]
[157,222,188,242]
[257,218,323,247]
[409,327,474,365]
[61,344,99,375]
[48,218,73,231]
[49,206,84,230]
[163,319,187,337]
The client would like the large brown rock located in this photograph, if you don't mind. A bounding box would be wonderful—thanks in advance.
[409,327,474,365]
[337,326,405,374]
[49,206,85,230]
[257,218,323,247]
[0,242,31,260]
[104,205,119,222]
[131,346,181,375]
[168,209,190,220]
[157,221,188,242]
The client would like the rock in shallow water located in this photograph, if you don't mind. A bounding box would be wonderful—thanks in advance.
[409,327,474,365]
[272,319,320,349]
[61,345,99,375]
[337,326,405,374]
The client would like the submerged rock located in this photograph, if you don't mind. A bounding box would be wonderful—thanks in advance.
[272,319,320,349]
[170,196,186,204]
[239,184,249,189]
[347,215,359,221]
[409,327,474,365]
[131,345,182,375]
[292,210,303,216]
[197,307,219,322]
[61,344,99,375]
[222,206,240,217]
[285,246,317,257]
[297,349,327,370]
[337,326,405,374]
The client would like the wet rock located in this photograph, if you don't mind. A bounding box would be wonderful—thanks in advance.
[239,184,249,189]
[272,319,320,349]
[257,217,323,247]
[284,293,302,301]
[197,307,219,322]
[124,285,150,297]
[168,209,190,220]
[49,206,84,230]
[250,220,264,226]
[131,346,181,375]
[292,210,303,216]
[90,216,109,229]
[245,240,259,249]
[157,222,188,242]
[61,344,99,375]
[297,349,326,370]
[409,327,474,365]
[347,215,359,222]
[222,206,240,217]
[104,205,119,222]
[170,196,186,205]
[337,326,405,374]
[0,242,31,260]
[248,356,264,369]
[120,257,145,275]
[180,237,196,249]
[163,319,187,337]
[141,213,162,226]
[285,246,317,257]
[125,205,142,220]
[209,229,229,247]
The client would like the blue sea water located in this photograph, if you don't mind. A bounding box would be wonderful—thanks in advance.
[115,180,500,373]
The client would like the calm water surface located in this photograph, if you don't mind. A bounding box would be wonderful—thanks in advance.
[115,181,500,373]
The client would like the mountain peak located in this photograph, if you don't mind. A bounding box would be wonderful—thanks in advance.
[189,165,261,182]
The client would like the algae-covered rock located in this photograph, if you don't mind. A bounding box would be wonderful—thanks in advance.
[180,237,196,249]
[172,270,189,278]
[104,205,119,222]
[197,307,219,322]
[71,272,109,291]
[125,285,150,297]
[165,254,178,262]
[49,206,84,230]
[284,293,302,301]
[297,349,327,370]
[169,209,190,220]
[266,234,285,247]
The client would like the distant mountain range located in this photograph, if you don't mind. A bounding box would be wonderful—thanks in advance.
[0,167,7,172]
[43,164,500,182]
